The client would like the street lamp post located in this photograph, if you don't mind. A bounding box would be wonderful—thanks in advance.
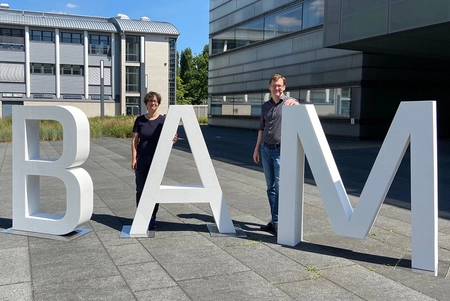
[100,60,104,120]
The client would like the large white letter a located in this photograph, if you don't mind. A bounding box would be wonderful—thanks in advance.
[129,105,235,237]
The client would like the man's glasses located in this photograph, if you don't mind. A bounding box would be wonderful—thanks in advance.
[270,84,284,88]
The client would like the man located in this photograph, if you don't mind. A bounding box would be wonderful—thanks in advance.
[253,74,299,235]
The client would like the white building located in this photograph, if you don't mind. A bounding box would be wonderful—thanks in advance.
[0,3,179,118]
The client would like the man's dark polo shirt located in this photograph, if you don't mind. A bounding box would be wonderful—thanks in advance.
[259,94,297,145]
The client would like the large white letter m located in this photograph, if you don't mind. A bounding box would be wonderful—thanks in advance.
[278,101,438,275]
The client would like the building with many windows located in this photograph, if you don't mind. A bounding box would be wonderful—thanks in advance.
[0,4,179,118]
[209,0,450,139]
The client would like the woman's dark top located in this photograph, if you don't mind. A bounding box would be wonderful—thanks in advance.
[132,114,166,157]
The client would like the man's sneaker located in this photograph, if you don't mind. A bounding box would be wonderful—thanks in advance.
[260,222,273,232]
[149,217,157,230]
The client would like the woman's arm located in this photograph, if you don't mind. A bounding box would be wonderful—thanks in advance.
[131,132,139,170]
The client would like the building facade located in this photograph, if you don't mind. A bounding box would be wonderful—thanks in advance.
[209,0,450,139]
[0,4,179,118]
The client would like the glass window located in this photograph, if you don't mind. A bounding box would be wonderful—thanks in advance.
[126,97,140,115]
[72,33,82,44]
[61,64,72,75]
[212,30,231,54]
[42,31,54,42]
[30,30,54,42]
[43,64,53,74]
[303,0,325,28]
[0,28,11,36]
[31,30,42,41]
[32,63,42,74]
[60,32,83,44]
[210,1,326,54]
[235,19,264,47]
[298,87,351,117]
[61,32,72,43]
[90,35,100,45]
[89,34,110,54]
[168,37,177,105]
[11,29,22,37]
[126,66,140,91]
[72,65,82,75]
[0,27,24,50]
[264,5,303,39]
[126,35,140,61]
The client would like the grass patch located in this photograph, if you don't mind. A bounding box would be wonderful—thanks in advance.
[0,114,207,142]
[0,116,12,142]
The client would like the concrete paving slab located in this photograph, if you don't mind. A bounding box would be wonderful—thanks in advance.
[277,278,365,301]
[33,275,134,301]
[0,126,449,300]
[0,282,33,301]
[178,270,294,301]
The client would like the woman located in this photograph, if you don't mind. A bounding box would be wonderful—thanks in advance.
[131,91,177,229]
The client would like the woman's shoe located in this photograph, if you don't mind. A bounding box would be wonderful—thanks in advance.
[149,217,157,230]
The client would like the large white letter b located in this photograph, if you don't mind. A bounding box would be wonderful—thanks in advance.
[12,106,93,235]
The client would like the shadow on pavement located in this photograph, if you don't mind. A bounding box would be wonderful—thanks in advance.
[173,125,450,219]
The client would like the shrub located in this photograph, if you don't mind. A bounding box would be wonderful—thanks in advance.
[198,117,208,124]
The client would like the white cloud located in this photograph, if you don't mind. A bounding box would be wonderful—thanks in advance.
[66,3,78,9]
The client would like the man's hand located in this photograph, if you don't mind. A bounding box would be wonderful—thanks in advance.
[284,98,299,106]
[253,149,260,164]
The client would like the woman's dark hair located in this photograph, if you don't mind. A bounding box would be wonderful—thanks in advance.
[143,91,162,105]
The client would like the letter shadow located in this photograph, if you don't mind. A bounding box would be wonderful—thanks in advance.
[0,217,12,229]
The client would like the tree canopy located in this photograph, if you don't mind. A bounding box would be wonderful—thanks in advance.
[177,45,209,105]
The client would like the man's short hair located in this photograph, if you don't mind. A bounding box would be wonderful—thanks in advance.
[269,74,286,85]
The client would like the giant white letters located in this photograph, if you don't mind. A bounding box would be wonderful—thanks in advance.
[12,106,93,235]
[278,101,437,274]
[127,105,235,237]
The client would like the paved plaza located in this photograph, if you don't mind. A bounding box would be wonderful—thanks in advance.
[0,125,449,300]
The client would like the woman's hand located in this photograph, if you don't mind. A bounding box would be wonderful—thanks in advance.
[173,133,178,144]
[131,158,137,170]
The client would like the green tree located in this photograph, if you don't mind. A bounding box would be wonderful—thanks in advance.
[179,48,194,88]
[177,45,209,105]
[176,75,191,105]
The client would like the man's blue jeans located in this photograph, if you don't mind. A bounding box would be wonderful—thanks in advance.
[260,144,280,224]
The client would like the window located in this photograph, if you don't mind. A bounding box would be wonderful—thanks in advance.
[126,97,140,115]
[264,5,303,39]
[236,19,264,46]
[43,64,53,74]
[88,34,110,55]
[72,65,82,75]
[126,35,140,61]
[303,0,324,28]
[63,94,83,99]
[60,32,83,44]
[30,30,55,42]
[31,63,43,74]
[298,87,351,116]
[211,1,324,54]
[169,38,177,105]
[126,66,140,91]
[31,63,55,74]
[60,64,83,76]
[0,27,24,50]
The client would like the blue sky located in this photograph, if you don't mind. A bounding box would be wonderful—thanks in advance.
[7,0,209,55]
